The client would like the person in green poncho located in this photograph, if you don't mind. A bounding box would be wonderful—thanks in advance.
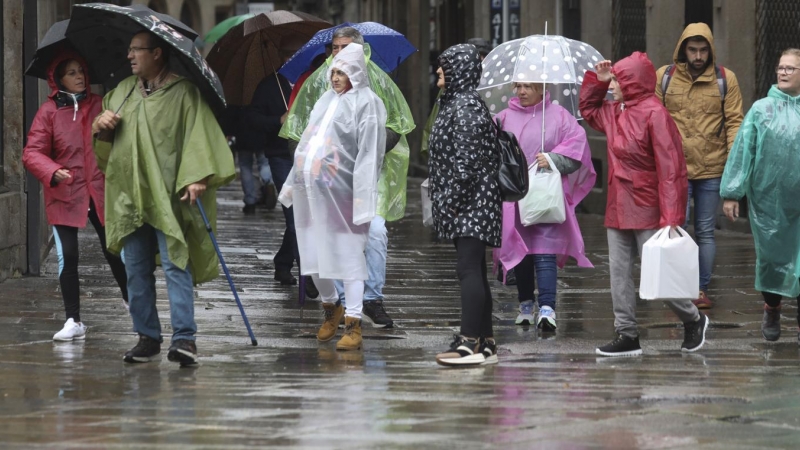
[279,26,415,328]
[721,48,800,344]
[92,31,235,366]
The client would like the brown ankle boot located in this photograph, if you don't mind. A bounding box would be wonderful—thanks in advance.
[336,316,362,351]
[317,303,345,342]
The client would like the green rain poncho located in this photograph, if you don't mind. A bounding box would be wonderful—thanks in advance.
[94,76,235,284]
[279,44,415,221]
[720,85,800,297]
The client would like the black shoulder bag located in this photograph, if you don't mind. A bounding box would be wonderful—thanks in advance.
[492,118,529,202]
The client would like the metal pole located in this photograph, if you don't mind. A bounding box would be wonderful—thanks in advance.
[23,0,41,276]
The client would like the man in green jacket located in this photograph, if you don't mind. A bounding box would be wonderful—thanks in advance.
[280,26,415,328]
[93,31,235,366]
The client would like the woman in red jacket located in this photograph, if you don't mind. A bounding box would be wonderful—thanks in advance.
[579,52,708,357]
[23,52,127,342]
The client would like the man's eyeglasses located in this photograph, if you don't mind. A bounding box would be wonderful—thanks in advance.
[128,46,155,54]
[775,66,799,75]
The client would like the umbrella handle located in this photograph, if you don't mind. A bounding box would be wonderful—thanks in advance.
[114,85,136,115]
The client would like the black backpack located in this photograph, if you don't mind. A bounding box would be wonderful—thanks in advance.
[661,63,728,137]
[492,118,529,202]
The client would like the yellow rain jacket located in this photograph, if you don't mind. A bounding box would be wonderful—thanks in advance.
[655,23,744,180]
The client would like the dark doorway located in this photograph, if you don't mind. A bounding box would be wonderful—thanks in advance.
[562,0,581,41]
[685,0,713,28]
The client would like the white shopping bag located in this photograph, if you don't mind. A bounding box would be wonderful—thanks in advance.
[421,178,433,227]
[639,226,699,300]
[518,153,566,226]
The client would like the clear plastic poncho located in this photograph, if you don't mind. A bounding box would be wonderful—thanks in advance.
[281,44,387,280]
[279,44,414,221]
[720,85,800,298]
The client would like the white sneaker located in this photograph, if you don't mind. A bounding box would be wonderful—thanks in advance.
[515,300,535,325]
[537,306,557,331]
[53,318,87,341]
[122,298,130,312]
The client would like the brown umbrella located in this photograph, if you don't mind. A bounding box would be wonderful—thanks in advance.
[207,11,330,106]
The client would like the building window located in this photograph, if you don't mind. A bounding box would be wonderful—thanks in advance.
[612,0,646,62]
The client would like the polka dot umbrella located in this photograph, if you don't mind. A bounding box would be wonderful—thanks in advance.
[477,34,605,119]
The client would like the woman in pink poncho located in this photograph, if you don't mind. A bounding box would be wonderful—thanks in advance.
[494,83,596,331]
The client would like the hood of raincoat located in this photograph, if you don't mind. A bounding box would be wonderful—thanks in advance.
[46,50,92,121]
[673,22,716,67]
[327,43,369,91]
[438,43,481,100]
[611,51,656,107]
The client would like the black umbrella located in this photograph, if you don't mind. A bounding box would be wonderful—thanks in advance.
[65,3,225,112]
[25,6,198,83]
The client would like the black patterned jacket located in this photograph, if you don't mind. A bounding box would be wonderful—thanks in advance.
[427,44,502,247]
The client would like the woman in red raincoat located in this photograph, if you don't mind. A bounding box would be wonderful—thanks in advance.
[22,51,127,342]
[579,52,707,357]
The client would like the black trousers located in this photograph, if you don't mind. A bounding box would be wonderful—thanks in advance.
[268,155,301,272]
[762,283,800,310]
[454,237,494,338]
[53,200,127,322]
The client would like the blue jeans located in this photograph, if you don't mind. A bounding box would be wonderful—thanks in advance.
[123,224,196,343]
[335,216,387,303]
[686,178,721,292]
[514,254,558,309]
[239,152,272,206]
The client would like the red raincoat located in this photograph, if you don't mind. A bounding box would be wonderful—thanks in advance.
[22,51,106,228]
[579,52,687,230]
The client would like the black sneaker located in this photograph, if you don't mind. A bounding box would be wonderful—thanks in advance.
[436,334,483,366]
[479,338,498,365]
[682,314,709,353]
[242,204,256,215]
[363,300,394,328]
[304,276,319,299]
[167,339,198,366]
[596,334,642,357]
[274,270,297,285]
[505,268,517,286]
[123,334,161,363]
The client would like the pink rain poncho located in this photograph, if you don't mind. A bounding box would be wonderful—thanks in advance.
[493,94,596,272]
[281,44,387,280]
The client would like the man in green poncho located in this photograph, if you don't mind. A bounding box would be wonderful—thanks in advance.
[279,27,415,328]
[92,31,235,366]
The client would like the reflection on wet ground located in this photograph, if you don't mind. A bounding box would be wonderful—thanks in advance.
[1,180,799,449]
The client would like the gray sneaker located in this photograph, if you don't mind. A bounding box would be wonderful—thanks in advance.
[762,305,781,342]
[515,300,535,325]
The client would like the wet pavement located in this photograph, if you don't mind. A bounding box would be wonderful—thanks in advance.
[2,179,800,449]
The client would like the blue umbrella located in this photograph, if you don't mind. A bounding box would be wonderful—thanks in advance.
[278,21,416,83]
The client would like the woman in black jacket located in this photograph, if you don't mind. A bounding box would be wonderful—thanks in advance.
[428,43,502,366]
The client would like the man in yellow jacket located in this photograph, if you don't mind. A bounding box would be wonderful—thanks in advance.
[655,22,744,309]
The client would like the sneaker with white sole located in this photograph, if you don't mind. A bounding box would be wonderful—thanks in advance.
[537,305,557,332]
[479,338,498,365]
[53,318,87,342]
[515,300,535,325]
[595,334,643,357]
[436,334,483,366]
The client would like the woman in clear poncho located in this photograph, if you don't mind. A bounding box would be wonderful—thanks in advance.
[721,48,800,343]
[280,43,387,351]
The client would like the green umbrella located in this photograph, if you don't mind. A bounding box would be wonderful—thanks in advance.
[204,14,254,43]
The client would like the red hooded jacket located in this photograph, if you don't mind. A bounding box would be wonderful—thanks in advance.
[22,51,106,228]
[579,52,688,229]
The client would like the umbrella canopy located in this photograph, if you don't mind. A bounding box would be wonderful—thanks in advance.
[203,13,254,44]
[278,21,417,83]
[207,11,330,106]
[477,35,605,118]
[66,3,226,112]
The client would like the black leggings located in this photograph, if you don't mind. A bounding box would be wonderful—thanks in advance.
[53,200,127,322]
[454,237,493,339]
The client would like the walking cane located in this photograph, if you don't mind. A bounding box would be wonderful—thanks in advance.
[196,199,258,346]
[298,266,306,307]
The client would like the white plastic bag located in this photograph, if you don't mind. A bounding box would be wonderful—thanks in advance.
[421,178,433,227]
[518,153,566,226]
[639,226,699,300]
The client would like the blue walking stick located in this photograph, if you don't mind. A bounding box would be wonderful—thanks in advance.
[196,199,258,346]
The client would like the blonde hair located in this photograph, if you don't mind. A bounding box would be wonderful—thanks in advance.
[513,82,544,94]
[782,48,800,59]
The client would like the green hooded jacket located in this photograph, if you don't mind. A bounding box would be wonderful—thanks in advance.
[279,44,415,221]
[720,85,800,297]
[94,76,236,284]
